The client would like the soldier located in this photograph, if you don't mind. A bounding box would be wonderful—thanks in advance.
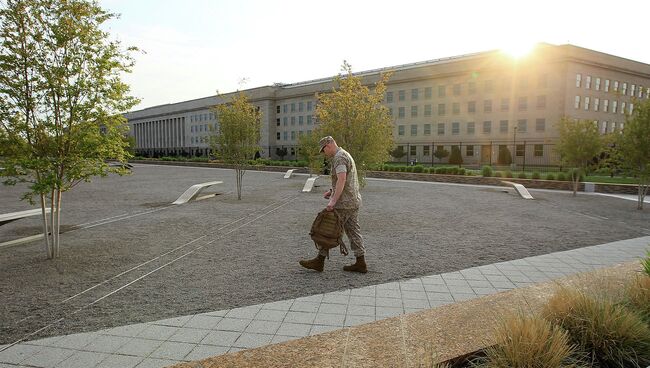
[299,136,367,273]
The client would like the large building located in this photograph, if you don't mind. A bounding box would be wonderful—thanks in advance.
[124,43,650,167]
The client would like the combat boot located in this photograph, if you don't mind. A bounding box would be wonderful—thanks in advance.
[299,254,325,272]
[343,256,367,273]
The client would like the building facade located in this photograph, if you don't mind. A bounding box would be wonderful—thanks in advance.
[124,43,650,166]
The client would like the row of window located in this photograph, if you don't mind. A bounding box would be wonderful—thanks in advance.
[576,74,650,98]
[189,113,215,123]
[276,115,315,127]
[396,119,546,137]
[574,96,634,114]
[386,75,549,103]
[276,130,313,141]
[277,101,314,114]
[395,144,546,158]
[390,96,546,118]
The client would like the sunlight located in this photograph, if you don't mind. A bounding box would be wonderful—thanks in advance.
[500,40,536,59]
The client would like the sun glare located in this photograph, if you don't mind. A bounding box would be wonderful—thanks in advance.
[501,41,536,59]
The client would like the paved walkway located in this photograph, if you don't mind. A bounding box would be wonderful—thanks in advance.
[1,235,648,368]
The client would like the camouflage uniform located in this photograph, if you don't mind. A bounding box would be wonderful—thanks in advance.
[318,148,364,258]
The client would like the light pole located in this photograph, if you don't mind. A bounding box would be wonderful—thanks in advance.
[512,126,517,170]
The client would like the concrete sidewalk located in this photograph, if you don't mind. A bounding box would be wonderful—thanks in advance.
[1,236,648,368]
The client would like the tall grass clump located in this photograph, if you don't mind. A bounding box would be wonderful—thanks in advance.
[476,314,579,368]
[542,287,650,367]
[625,275,650,323]
[642,250,650,277]
[481,165,493,177]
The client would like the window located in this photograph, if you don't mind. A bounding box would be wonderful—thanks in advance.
[467,122,475,134]
[584,97,590,111]
[438,85,446,97]
[452,102,460,114]
[291,131,296,140]
[424,104,432,117]
[410,145,417,156]
[612,100,618,113]
[423,145,430,156]
[389,107,393,117]
[283,117,288,126]
[631,84,636,97]
[647,87,650,99]
[283,104,288,113]
[585,75,591,89]
[466,145,474,156]
[620,102,626,114]
[629,103,634,114]
[438,104,446,115]
[468,101,476,113]
[594,98,600,112]
[638,85,644,98]
[386,91,393,103]
[424,124,431,135]
[276,118,280,126]
[605,79,610,92]
[614,81,619,92]
[622,82,627,95]
[411,88,419,100]
[307,115,312,125]
[484,100,492,113]
[499,120,509,133]
[574,95,581,109]
[399,90,405,101]
[307,101,312,111]
[536,118,545,132]
[453,84,461,95]
[534,144,543,157]
[291,116,295,125]
[424,87,432,99]
[595,77,601,91]
[398,107,405,118]
[518,97,528,111]
[410,124,417,136]
[398,125,405,136]
[501,98,509,112]
[298,102,303,112]
[485,80,494,93]
[576,73,582,88]
[283,131,288,140]
[437,123,445,135]
[483,121,491,133]
[452,122,460,135]
[411,106,418,117]
[538,74,548,88]
[299,116,304,125]
[536,95,546,109]
[468,82,476,94]
[517,119,527,133]
[291,103,295,112]
[276,105,280,113]
[276,132,280,140]
[516,145,525,157]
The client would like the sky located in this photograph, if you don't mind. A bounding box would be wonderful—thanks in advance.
[98,0,650,112]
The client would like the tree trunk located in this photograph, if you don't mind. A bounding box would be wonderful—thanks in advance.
[572,172,578,197]
[48,191,55,259]
[39,194,51,258]
[54,189,62,258]
[639,182,648,210]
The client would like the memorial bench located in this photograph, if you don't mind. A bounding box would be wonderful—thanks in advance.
[172,181,223,205]
[0,208,51,226]
[501,180,534,200]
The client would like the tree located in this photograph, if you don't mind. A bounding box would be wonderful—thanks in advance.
[390,146,406,162]
[497,146,512,165]
[449,145,463,166]
[617,99,650,209]
[433,146,449,162]
[298,131,324,176]
[315,61,394,187]
[0,0,138,258]
[210,92,261,200]
[275,147,287,160]
[555,117,604,196]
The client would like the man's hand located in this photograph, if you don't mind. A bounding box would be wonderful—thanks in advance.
[326,200,335,211]
[323,189,332,199]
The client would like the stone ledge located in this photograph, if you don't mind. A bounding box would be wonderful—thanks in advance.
[172,262,640,368]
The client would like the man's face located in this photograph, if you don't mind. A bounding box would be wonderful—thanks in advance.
[321,142,334,157]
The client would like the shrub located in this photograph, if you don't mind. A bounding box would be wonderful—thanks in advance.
[189,156,209,162]
[481,165,493,177]
[449,167,459,175]
[504,170,513,178]
[479,314,578,368]
[556,172,566,181]
[545,173,556,180]
[413,165,424,173]
[517,172,528,179]
[542,287,650,368]
[449,145,463,165]
[405,166,413,173]
[642,250,650,277]
[625,275,650,323]
[531,171,541,180]
[458,168,466,175]
[493,171,502,178]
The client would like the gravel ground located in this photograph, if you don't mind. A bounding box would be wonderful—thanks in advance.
[1,163,648,344]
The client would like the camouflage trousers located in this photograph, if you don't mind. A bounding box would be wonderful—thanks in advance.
[318,208,365,258]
